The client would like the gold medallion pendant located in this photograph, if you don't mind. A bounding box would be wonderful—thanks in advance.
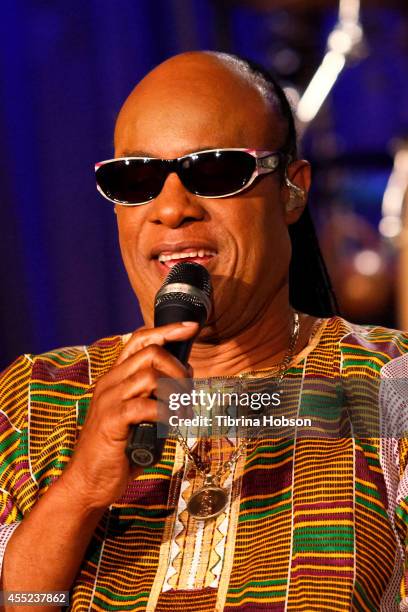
[187,476,228,520]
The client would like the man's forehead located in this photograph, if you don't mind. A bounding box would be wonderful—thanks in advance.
[114,53,284,154]
[127,51,274,104]
[115,104,275,159]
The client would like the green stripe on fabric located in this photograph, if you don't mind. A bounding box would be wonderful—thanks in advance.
[355,495,387,518]
[42,459,69,473]
[343,354,385,366]
[358,441,378,454]
[395,504,408,524]
[296,403,342,420]
[341,345,387,359]
[227,589,287,602]
[240,490,291,511]
[351,597,367,612]
[293,526,353,549]
[293,533,354,546]
[92,593,148,611]
[37,354,84,366]
[0,436,25,472]
[365,457,381,470]
[294,533,353,543]
[293,542,353,552]
[248,440,294,454]
[30,383,87,396]
[228,578,287,593]
[29,395,78,406]
[355,481,381,500]
[77,398,91,425]
[239,503,292,523]
[245,450,293,468]
[95,588,150,602]
[36,475,55,488]
[142,466,173,477]
[0,430,20,453]
[353,581,377,612]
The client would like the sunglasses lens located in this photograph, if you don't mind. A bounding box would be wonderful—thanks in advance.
[180,151,256,197]
[96,159,166,204]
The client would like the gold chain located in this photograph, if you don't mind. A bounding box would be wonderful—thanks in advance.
[174,311,300,485]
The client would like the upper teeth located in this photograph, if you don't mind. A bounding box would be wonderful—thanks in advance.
[158,249,216,262]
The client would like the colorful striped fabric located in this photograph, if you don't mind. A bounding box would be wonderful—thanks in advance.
[1,316,408,611]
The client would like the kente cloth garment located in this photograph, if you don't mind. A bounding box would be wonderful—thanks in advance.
[1,316,408,611]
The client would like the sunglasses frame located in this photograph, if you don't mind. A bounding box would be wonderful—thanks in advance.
[95,148,284,206]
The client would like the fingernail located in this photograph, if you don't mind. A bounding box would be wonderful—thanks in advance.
[166,324,197,339]
[181,321,198,327]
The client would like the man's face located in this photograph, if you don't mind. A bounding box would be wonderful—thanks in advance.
[113,54,298,339]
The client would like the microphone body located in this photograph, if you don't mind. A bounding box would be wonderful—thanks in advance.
[126,262,212,467]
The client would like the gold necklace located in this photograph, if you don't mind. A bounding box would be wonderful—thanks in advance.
[175,311,300,521]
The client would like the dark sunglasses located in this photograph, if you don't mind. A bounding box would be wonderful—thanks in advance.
[95,148,283,206]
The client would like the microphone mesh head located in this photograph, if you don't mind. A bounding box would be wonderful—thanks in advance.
[154,262,212,317]
[161,262,211,296]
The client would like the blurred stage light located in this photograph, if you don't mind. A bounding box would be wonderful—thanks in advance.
[297,52,345,122]
[379,216,402,239]
[283,85,301,108]
[354,249,382,276]
[296,0,362,126]
[380,144,408,240]
[273,48,301,75]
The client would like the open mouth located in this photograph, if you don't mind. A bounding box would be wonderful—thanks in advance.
[156,248,217,270]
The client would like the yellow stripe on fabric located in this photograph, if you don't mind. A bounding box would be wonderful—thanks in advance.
[294,520,354,529]
[243,457,293,474]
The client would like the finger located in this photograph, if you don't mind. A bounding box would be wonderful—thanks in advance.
[112,397,170,440]
[95,368,192,423]
[121,367,161,399]
[124,368,193,401]
[98,344,192,393]
[116,321,199,365]
[121,367,173,401]
[121,397,161,426]
[104,397,158,442]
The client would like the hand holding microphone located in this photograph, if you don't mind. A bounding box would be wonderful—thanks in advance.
[126,262,212,467]
[60,263,211,510]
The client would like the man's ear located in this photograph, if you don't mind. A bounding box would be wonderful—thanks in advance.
[282,160,311,224]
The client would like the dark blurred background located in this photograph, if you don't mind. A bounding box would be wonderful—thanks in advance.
[1,0,408,370]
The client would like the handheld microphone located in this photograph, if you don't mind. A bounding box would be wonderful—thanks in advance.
[126,261,212,467]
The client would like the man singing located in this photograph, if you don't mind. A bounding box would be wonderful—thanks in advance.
[1,51,407,611]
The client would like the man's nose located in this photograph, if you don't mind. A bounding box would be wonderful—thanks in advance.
[147,172,206,228]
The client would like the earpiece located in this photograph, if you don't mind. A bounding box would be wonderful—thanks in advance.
[284,170,306,212]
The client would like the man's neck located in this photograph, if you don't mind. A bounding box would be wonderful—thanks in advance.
[189,289,318,378]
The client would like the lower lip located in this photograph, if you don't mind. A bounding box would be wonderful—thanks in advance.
[155,255,215,274]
